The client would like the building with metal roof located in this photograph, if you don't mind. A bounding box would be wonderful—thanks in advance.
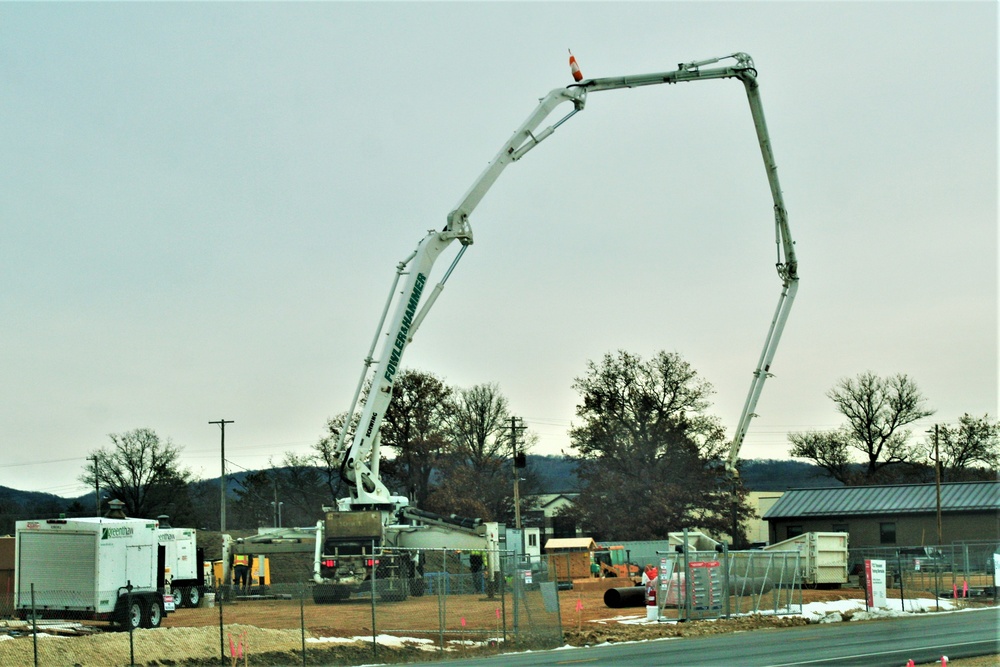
[763,481,999,548]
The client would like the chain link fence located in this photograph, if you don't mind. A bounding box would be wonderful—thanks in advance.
[849,540,1000,602]
[650,549,802,621]
[1,547,563,666]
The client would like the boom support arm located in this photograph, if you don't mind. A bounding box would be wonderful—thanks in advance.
[579,52,798,474]
[332,52,797,508]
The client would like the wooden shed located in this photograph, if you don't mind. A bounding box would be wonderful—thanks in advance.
[0,536,13,617]
[544,537,597,582]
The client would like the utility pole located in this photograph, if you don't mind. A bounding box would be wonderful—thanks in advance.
[271,481,283,528]
[272,482,279,528]
[209,419,234,532]
[87,455,100,516]
[934,424,942,544]
[510,417,526,530]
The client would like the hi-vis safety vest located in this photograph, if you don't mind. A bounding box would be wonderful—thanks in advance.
[234,554,249,567]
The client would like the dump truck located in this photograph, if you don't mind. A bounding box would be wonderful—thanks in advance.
[15,516,173,629]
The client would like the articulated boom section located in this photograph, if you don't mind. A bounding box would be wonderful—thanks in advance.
[577,52,798,474]
[332,52,796,505]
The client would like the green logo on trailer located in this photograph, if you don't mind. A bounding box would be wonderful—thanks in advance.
[101,526,135,539]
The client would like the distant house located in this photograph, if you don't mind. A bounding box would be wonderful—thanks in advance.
[522,493,580,543]
[747,491,784,545]
[763,481,1000,548]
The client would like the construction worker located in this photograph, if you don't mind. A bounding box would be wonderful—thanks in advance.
[641,563,658,586]
[233,552,252,592]
[469,551,484,594]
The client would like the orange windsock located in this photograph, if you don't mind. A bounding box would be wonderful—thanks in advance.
[569,49,583,82]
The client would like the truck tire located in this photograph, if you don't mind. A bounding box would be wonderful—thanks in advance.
[115,598,143,631]
[172,586,189,608]
[373,562,404,602]
[186,586,202,608]
[377,579,408,602]
[313,585,349,604]
[409,561,425,597]
[141,598,163,629]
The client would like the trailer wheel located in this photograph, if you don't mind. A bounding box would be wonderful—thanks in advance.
[186,586,202,608]
[141,598,163,629]
[115,598,143,631]
[172,586,188,608]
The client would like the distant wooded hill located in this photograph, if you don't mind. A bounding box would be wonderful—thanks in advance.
[529,455,841,493]
[0,457,838,533]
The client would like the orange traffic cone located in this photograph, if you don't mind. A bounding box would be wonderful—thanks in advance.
[569,50,583,82]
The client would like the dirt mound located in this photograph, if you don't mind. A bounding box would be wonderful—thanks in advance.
[0,624,308,666]
[566,613,810,646]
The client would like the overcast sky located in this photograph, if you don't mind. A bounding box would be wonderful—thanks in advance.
[2,2,996,499]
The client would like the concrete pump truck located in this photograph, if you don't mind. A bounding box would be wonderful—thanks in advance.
[305,52,798,602]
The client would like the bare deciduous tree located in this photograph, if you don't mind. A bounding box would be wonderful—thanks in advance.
[80,428,194,522]
[923,413,999,482]
[789,371,934,484]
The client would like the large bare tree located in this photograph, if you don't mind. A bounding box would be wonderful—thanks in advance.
[789,371,934,484]
[566,350,750,542]
[426,382,539,523]
[80,428,194,522]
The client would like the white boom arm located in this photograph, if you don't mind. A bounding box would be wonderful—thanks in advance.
[332,52,797,508]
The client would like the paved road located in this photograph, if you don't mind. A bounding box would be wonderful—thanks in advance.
[434,608,999,667]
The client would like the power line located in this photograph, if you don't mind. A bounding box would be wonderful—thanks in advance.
[0,456,85,469]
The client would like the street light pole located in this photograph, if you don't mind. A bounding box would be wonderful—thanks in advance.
[209,419,234,532]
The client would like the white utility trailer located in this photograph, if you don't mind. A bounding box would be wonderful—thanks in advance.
[158,526,205,608]
[15,516,173,629]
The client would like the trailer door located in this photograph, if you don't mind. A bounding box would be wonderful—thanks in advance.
[126,544,156,590]
[18,532,96,608]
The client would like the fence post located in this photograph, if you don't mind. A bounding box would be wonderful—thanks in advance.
[30,583,37,667]
[897,550,907,612]
[218,577,225,666]
[125,581,135,667]
[681,532,691,622]
[300,581,306,667]
[720,543,731,619]
[500,552,508,644]
[370,539,377,661]
[438,548,446,651]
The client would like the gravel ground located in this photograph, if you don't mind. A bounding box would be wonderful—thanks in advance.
[0,582,995,666]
